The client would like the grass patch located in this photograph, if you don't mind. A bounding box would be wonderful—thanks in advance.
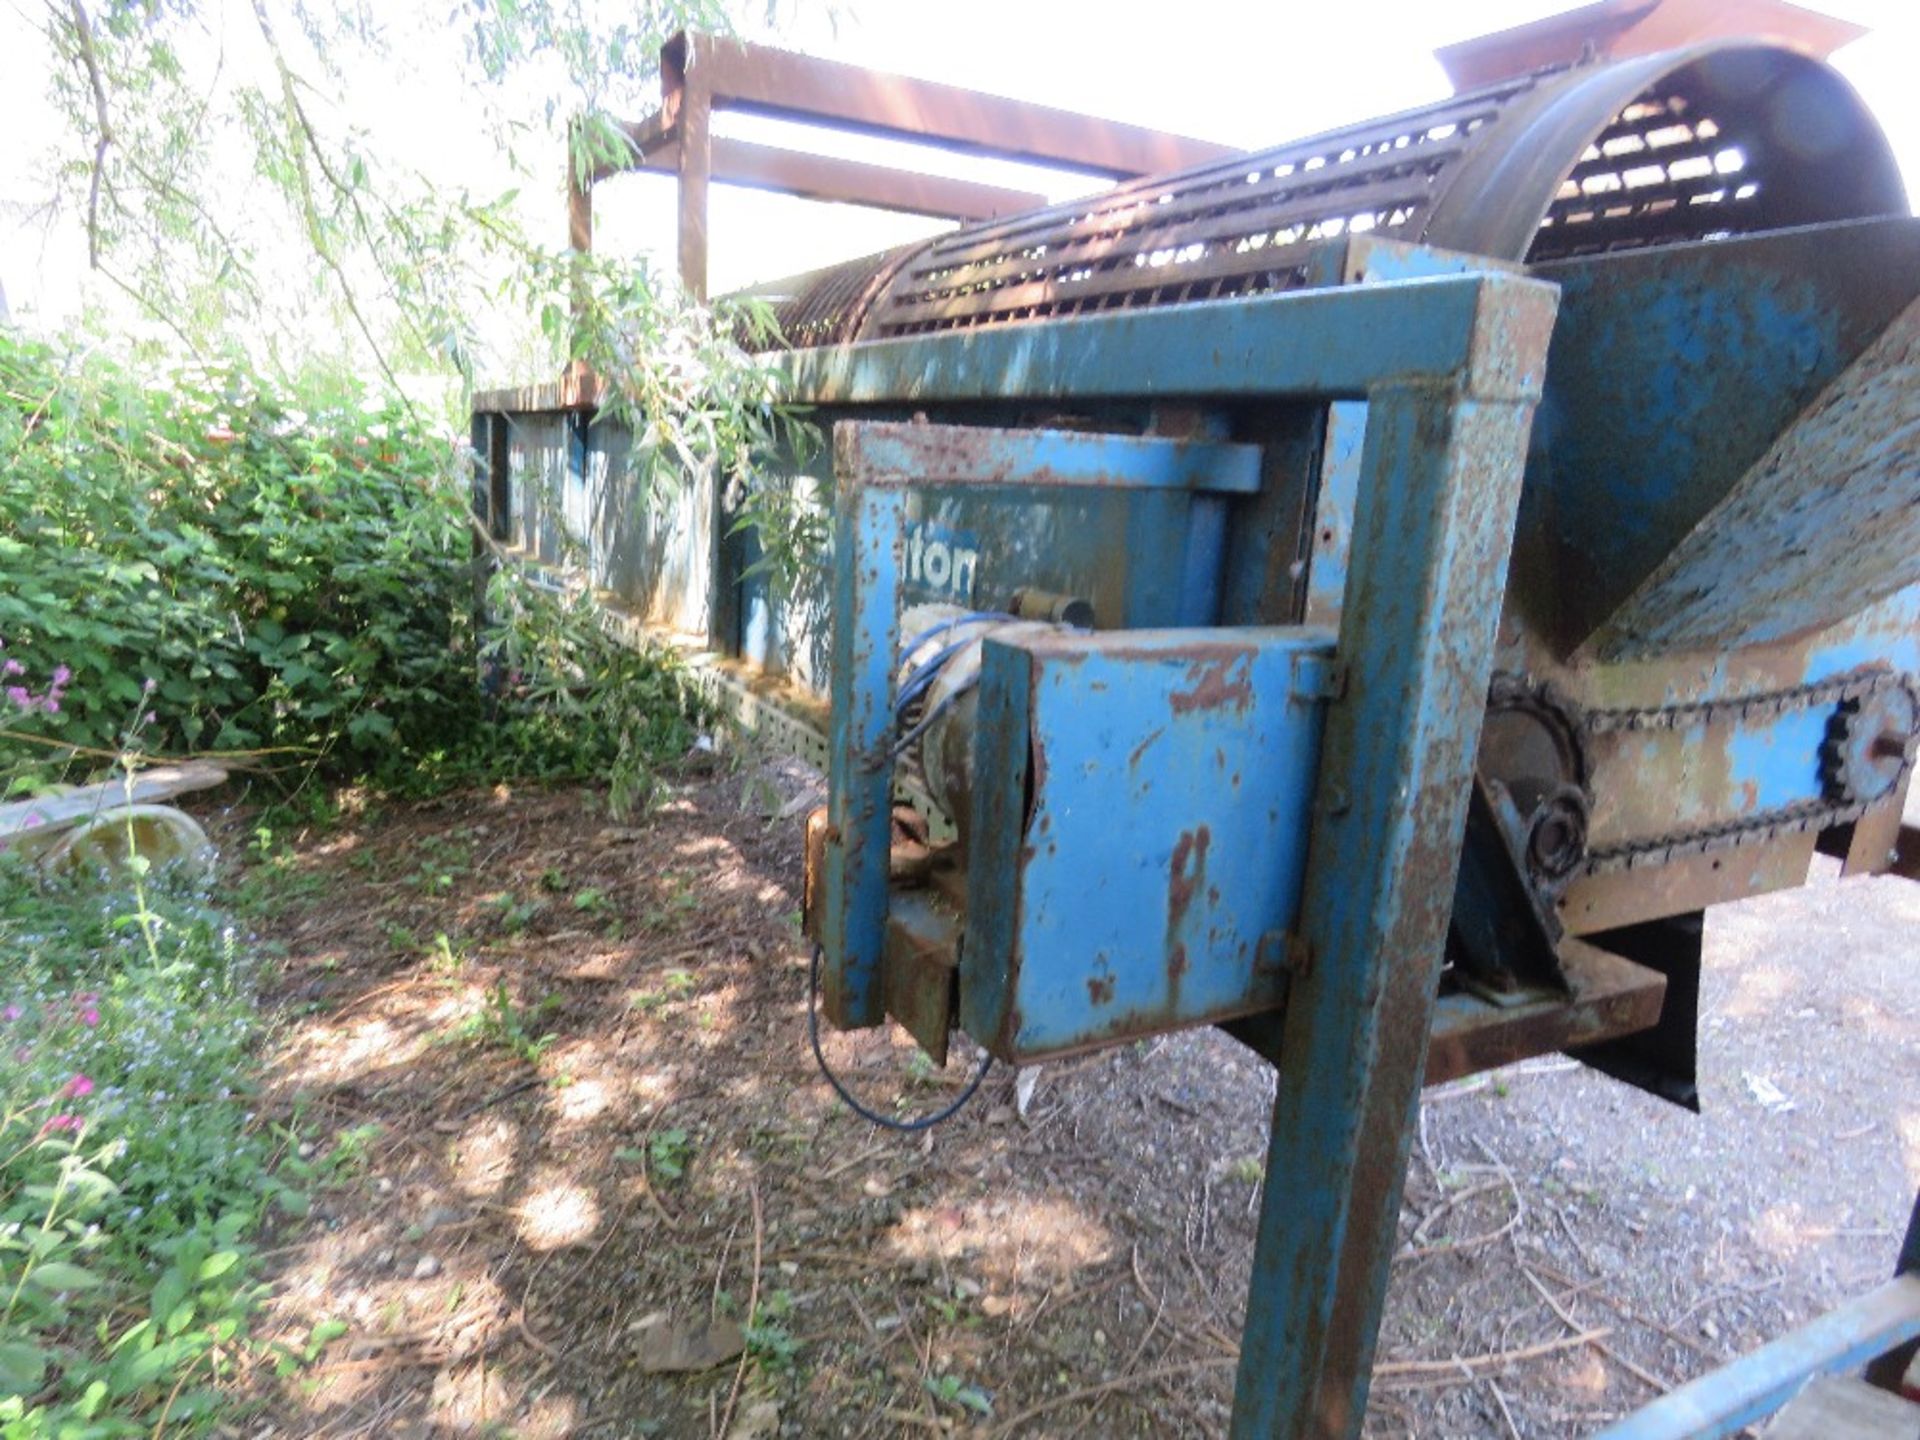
[0,856,295,1432]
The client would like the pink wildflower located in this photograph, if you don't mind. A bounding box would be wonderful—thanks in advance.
[2,1005,20,1021]
[50,666,70,686]
[80,1008,100,1028]
[63,1074,94,1099]
[39,1114,83,1135]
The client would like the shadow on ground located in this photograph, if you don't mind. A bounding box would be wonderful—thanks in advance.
[225,766,1920,1439]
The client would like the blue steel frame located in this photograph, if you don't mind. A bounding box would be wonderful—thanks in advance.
[1593,1186,1920,1438]
[1593,1276,1920,1438]
[821,423,1264,1027]
[811,268,1560,1436]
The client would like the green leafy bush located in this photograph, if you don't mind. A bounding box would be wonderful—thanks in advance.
[0,857,288,1433]
[0,333,470,773]
[0,331,701,805]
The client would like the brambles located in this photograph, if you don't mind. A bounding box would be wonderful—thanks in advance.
[0,332,703,812]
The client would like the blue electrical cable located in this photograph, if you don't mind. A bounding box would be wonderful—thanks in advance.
[807,943,993,1131]
[893,610,1013,722]
[893,633,979,721]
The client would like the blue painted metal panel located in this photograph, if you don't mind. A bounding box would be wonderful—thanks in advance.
[1516,217,1920,656]
[959,627,1333,1061]
[1175,494,1229,626]
[1724,707,1829,814]
[1804,586,1920,683]
[1588,291,1920,659]
[1595,1274,1920,1440]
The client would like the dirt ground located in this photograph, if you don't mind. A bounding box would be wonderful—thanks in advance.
[222,759,1919,1439]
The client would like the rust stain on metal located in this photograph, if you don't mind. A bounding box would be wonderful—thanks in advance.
[1168,825,1211,926]
[1128,726,1166,772]
[1087,974,1116,1005]
[1169,651,1255,716]
[1028,723,1049,807]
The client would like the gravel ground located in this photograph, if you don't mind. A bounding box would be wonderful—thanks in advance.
[234,770,1917,1438]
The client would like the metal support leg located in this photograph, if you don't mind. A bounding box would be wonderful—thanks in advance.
[822,467,904,1028]
[469,413,495,640]
[1230,279,1556,1438]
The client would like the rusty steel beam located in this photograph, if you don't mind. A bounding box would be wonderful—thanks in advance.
[632,139,1049,221]
[615,110,677,166]
[470,372,603,415]
[1424,940,1667,1086]
[666,36,713,301]
[578,30,1234,297]
[674,31,1236,179]
[1434,0,1867,91]
[1230,273,1560,1439]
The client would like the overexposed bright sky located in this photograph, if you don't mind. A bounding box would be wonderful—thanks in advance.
[605,0,1920,294]
[3,0,1917,342]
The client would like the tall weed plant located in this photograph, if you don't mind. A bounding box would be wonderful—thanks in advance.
[0,852,287,1434]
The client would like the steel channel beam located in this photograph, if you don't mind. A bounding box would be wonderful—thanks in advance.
[676,32,1235,178]
[1594,1273,1920,1440]
[822,483,904,1028]
[1229,280,1557,1439]
[836,422,1262,493]
[777,274,1531,406]
[665,37,712,302]
[632,138,1047,222]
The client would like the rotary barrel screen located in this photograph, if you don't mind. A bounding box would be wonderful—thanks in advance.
[746,43,1904,351]
[743,248,909,351]
[1527,51,1897,261]
[863,79,1527,339]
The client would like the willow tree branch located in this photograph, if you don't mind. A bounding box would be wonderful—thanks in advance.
[95,259,208,359]
[64,0,113,268]
[248,0,418,417]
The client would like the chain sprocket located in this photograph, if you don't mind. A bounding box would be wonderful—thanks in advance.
[1576,666,1919,876]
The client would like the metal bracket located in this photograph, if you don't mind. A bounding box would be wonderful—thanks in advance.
[1290,652,1347,703]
